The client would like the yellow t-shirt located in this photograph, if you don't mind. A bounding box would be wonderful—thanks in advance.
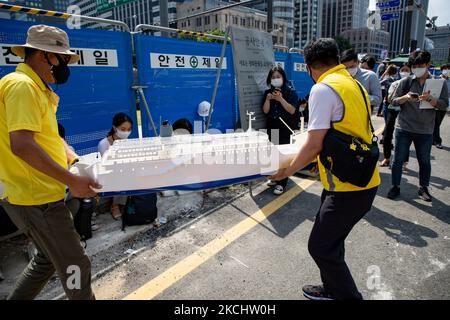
[0,63,67,205]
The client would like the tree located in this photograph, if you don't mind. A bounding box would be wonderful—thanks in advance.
[334,35,352,52]
[178,29,227,44]
[197,29,227,44]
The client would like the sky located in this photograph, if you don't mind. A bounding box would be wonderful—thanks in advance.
[369,0,450,27]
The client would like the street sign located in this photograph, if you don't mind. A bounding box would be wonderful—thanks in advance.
[376,0,401,9]
[96,0,135,14]
[381,12,401,21]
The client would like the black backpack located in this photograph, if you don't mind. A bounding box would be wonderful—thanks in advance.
[122,193,158,231]
[73,198,94,241]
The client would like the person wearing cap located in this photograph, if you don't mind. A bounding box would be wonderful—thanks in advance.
[377,58,390,78]
[0,25,100,300]
[340,49,382,113]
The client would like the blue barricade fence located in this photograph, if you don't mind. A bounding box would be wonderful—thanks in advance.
[0,18,136,155]
[275,51,314,101]
[1,18,316,148]
[290,52,314,100]
[134,34,237,134]
[274,51,290,76]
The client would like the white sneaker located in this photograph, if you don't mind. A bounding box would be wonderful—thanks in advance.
[273,185,284,195]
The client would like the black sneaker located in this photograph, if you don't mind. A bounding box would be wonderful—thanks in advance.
[435,143,443,149]
[302,285,334,301]
[387,186,400,199]
[418,187,432,202]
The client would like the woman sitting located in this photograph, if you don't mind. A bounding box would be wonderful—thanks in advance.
[97,112,133,220]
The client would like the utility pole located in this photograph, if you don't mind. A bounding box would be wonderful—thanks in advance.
[404,0,414,53]
[159,0,169,37]
[267,0,273,33]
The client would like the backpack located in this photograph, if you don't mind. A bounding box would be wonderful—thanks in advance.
[386,77,413,105]
[73,198,94,241]
[122,193,158,230]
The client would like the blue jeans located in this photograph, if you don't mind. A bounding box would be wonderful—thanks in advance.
[391,129,432,187]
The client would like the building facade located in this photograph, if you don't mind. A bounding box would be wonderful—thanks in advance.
[341,27,390,59]
[319,0,370,38]
[425,25,450,64]
[176,0,288,46]
[378,0,429,56]
[70,0,177,30]
[293,0,320,49]
[273,0,295,47]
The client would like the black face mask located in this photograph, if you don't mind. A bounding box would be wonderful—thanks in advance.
[45,53,70,85]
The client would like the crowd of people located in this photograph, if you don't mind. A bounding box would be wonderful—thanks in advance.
[264,43,448,300]
[0,24,448,301]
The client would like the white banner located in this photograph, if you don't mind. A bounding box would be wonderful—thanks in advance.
[293,62,308,72]
[0,44,118,67]
[275,61,285,69]
[150,53,227,69]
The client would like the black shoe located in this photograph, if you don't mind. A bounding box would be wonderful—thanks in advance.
[302,285,334,301]
[387,186,400,199]
[435,143,443,149]
[418,187,432,202]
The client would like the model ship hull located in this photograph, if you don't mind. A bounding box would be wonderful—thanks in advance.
[72,131,307,196]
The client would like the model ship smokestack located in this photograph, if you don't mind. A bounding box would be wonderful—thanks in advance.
[247,111,256,131]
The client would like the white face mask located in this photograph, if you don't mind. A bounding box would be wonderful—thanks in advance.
[347,67,358,77]
[412,67,427,78]
[116,129,131,139]
[442,70,450,77]
[400,72,410,79]
[271,78,283,88]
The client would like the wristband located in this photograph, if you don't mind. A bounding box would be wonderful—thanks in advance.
[69,158,79,166]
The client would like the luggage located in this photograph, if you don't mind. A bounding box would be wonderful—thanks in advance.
[122,193,158,231]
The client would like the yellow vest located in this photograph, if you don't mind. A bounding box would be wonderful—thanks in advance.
[317,64,381,192]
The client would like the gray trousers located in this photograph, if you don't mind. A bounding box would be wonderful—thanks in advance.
[1,200,95,300]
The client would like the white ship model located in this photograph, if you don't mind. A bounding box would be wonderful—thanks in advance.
[72,114,308,196]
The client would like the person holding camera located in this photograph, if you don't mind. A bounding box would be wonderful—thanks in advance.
[270,38,380,300]
[387,50,448,202]
[262,66,299,195]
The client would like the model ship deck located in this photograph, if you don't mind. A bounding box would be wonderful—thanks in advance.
[103,131,272,166]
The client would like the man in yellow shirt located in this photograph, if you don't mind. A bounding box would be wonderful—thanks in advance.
[0,25,100,300]
[270,38,380,300]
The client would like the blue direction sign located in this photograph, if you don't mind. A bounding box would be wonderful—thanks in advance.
[377,0,401,9]
[381,12,401,21]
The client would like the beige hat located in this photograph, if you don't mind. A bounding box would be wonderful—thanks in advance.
[12,24,80,64]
